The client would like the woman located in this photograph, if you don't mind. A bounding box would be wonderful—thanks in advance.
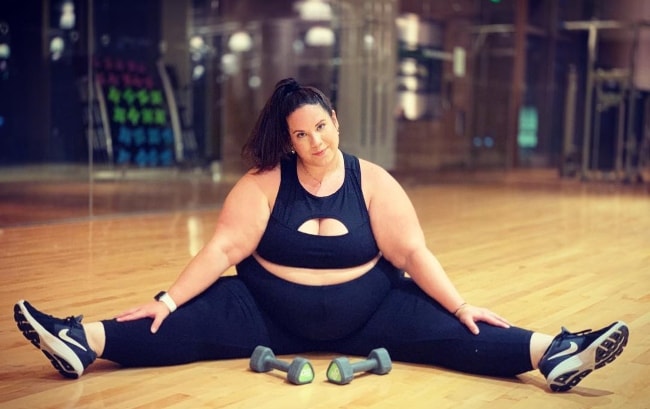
[14,78,628,392]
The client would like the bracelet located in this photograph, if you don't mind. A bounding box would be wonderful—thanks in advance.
[453,302,467,316]
[154,291,178,313]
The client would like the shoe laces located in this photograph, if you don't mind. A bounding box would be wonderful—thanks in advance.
[62,315,84,327]
[559,326,593,338]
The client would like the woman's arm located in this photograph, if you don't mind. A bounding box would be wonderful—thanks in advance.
[165,172,271,306]
[116,170,274,332]
[362,161,509,334]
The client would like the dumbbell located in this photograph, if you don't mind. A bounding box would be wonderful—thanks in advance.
[249,345,315,385]
[326,348,392,385]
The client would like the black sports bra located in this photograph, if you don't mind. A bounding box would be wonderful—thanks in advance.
[255,152,380,269]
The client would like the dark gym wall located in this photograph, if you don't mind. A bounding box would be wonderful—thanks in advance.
[0,0,162,165]
[0,1,50,164]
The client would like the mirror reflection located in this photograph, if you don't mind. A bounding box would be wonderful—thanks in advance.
[1,0,648,227]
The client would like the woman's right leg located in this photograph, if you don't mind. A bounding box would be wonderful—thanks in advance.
[15,276,306,377]
[99,277,272,367]
[83,322,105,356]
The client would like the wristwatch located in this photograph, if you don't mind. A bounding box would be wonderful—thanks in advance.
[154,291,177,313]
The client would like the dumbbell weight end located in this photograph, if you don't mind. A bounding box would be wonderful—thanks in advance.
[326,357,354,385]
[250,346,277,373]
[287,357,315,385]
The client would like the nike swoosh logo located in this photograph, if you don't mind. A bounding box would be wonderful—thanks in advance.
[58,329,88,352]
[547,341,578,360]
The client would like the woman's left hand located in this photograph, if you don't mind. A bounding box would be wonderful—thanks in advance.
[454,304,511,335]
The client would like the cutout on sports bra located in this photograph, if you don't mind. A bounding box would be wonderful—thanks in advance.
[297,218,348,236]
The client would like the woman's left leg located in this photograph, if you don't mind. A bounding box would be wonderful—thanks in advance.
[332,274,629,391]
[332,277,535,377]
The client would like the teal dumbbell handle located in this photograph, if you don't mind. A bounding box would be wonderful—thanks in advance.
[267,359,290,372]
[350,358,378,373]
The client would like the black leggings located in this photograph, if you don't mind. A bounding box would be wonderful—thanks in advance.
[102,256,534,377]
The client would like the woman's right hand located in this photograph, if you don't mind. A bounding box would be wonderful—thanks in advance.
[115,301,171,334]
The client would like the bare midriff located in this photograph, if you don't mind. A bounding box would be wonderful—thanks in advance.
[252,252,381,286]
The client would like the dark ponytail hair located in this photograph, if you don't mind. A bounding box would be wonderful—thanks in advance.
[241,78,335,171]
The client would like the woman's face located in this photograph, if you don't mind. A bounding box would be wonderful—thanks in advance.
[287,104,339,165]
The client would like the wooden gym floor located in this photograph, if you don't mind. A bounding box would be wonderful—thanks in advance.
[0,169,648,408]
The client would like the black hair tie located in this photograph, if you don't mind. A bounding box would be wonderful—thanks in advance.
[277,77,301,93]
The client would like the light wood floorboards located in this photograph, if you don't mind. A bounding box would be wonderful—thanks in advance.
[1,177,648,408]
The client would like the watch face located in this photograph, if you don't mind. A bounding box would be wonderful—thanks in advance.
[154,291,166,300]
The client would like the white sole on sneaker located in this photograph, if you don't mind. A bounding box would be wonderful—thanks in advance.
[546,321,629,392]
[15,300,85,378]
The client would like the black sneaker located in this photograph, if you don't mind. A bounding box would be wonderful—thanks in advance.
[14,300,97,379]
[539,321,628,392]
